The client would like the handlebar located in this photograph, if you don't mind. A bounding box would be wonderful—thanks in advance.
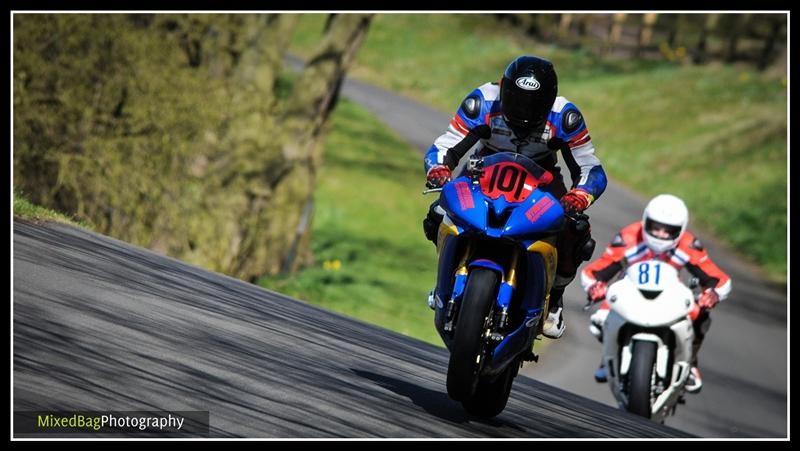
[422,187,443,195]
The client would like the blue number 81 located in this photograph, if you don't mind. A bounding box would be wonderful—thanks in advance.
[638,263,661,285]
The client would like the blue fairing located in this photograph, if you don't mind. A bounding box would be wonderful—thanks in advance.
[435,234,460,303]
[468,259,505,278]
[440,181,564,240]
[439,180,488,232]
[434,152,564,372]
[503,190,564,238]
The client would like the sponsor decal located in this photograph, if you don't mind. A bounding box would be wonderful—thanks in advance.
[515,76,541,91]
[525,196,555,223]
[454,181,474,210]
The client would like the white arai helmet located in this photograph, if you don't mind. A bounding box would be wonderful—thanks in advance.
[641,194,689,253]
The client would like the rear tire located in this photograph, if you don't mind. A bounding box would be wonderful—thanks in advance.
[628,341,657,418]
[446,268,499,401]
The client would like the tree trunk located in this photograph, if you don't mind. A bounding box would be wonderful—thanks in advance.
[274,13,374,275]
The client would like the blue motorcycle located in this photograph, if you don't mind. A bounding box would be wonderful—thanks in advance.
[426,150,581,418]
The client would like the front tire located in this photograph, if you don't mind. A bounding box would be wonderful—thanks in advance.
[446,268,499,401]
[628,340,657,418]
[462,362,516,418]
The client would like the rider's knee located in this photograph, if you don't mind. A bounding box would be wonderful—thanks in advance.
[553,273,575,290]
[693,310,712,338]
[557,219,596,273]
[423,201,443,244]
[575,233,596,263]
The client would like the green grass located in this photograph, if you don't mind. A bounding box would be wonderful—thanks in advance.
[568,65,787,282]
[292,14,787,284]
[13,190,90,228]
[257,99,442,345]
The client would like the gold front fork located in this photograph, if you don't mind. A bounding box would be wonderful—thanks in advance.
[455,241,473,277]
[527,235,559,334]
[505,246,520,288]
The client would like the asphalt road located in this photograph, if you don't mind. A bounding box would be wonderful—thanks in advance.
[338,76,788,438]
[13,220,689,438]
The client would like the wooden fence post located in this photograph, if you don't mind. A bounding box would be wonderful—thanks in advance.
[637,13,658,57]
[694,13,720,63]
[758,15,784,70]
[666,14,683,48]
[607,13,627,54]
[558,13,573,39]
[726,13,752,62]
[575,13,588,37]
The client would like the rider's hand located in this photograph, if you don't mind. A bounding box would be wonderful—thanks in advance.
[588,281,608,303]
[560,189,592,216]
[697,288,720,310]
[426,165,452,188]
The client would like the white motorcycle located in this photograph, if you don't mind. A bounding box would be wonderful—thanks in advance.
[591,259,698,423]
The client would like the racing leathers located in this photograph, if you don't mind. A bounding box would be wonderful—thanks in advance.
[581,221,732,370]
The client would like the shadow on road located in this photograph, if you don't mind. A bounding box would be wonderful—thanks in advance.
[350,368,524,432]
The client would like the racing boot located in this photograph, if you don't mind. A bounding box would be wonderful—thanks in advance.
[686,331,706,393]
[423,200,444,246]
[685,366,703,393]
[427,289,436,310]
[594,362,608,383]
[588,305,609,343]
[542,287,566,339]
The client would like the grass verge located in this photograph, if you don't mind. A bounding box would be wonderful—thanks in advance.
[13,190,91,228]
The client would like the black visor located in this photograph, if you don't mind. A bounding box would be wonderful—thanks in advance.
[500,80,550,129]
[644,219,682,240]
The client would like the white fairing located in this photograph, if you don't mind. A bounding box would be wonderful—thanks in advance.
[600,260,696,422]
[607,262,694,327]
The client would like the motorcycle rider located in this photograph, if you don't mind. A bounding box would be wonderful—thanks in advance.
[423,55,608,339]
[581,194,732,393]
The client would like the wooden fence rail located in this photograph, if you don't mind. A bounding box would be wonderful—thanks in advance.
[495,13,787,70]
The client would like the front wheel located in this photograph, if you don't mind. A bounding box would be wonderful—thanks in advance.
[627,340,657,418]
[462,361,517,418]
[446,268,499,401]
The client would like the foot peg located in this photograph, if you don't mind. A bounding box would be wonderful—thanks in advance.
[522,350,539,362]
